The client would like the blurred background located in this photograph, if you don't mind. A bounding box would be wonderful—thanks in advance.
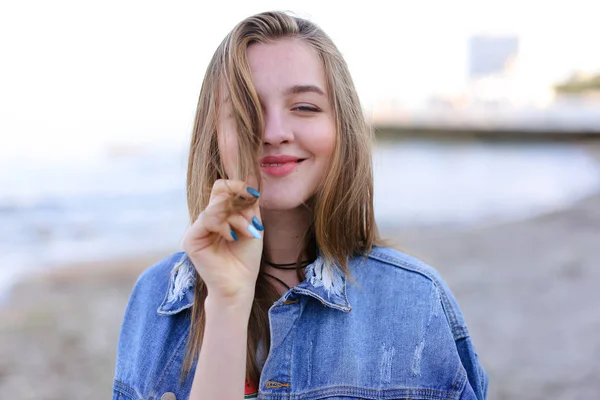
[1,0,599,398]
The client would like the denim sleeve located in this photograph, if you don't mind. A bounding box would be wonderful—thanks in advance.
[456,336,488,400]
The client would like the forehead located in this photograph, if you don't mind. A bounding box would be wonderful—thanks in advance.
[246,38,327,97]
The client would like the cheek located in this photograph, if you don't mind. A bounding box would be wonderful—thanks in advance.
[313,119,336,159]
[298,118,336,158]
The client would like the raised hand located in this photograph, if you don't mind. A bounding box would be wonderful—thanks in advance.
[182,179,264,303]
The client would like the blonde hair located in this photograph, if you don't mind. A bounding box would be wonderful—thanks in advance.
[183,10,381,383]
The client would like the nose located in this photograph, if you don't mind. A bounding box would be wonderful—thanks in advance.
[263,110,293,146]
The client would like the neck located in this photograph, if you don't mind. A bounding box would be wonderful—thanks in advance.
[261,206,311,264]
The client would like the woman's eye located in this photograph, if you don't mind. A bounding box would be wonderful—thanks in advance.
[293,105,320,112]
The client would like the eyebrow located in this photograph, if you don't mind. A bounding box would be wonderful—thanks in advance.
[285,84,326,97]
[221,84,326,105]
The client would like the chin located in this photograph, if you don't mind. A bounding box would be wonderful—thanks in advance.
[259,188,310,211]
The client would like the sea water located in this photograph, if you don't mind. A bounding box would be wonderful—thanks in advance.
[1,140,599,299]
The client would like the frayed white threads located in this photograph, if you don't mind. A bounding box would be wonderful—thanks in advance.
[167,259,196,303]
[307,257,343,297]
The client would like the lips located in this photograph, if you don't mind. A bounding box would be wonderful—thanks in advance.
[260,155,306,177]
[260,155,304,164]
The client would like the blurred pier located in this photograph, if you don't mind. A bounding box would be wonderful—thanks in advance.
[370,94,600,142]
[374,124,600,142]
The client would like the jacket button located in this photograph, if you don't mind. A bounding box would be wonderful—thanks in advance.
[161,393,176,400]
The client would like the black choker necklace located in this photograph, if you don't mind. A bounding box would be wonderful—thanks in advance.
[263,260,313,290]
[263,259,313,270]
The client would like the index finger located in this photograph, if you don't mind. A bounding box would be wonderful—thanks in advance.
[210,179,261,202]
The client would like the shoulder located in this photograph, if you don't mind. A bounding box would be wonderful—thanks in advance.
[352,246,489,399]
[357,245,470,340]
[114,252,194,397]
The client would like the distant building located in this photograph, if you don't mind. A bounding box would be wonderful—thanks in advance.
[465,35,532,106]
[469,35,519,79]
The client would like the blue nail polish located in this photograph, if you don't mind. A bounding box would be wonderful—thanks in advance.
[247,224,262,239]
[251,216,264,231]
[230,229,238,241]
[246,186,260,197]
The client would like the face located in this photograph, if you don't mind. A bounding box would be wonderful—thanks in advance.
[218,38,336,211]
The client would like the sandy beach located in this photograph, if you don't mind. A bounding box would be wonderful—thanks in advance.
[1,144,599,399]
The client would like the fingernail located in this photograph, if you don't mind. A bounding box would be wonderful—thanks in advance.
[251,216,264,231]
[246,186,260,197]
[247,224,262,239]
[230,229,238,241]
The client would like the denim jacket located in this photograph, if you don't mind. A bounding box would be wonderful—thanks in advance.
[113,246,488,400]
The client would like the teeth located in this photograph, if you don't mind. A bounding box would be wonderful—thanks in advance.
[261,163,283,167]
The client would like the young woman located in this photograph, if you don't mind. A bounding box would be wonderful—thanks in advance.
[113,11,488,400]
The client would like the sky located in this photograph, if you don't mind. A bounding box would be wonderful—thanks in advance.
[1,0,599,164]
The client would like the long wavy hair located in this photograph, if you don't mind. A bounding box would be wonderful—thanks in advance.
[183,10,381,383]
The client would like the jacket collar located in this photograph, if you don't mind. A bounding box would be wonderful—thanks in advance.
[157,253,352,316]
[291,256,351,312]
